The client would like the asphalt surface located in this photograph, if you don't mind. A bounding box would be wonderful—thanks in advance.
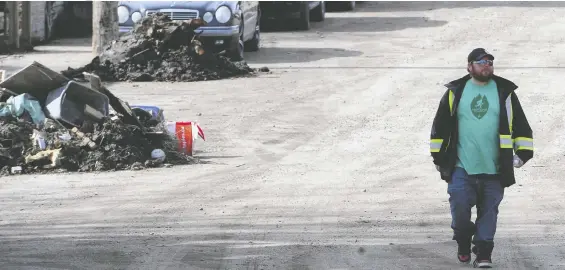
[1,2,565,269]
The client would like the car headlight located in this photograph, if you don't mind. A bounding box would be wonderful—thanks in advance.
[131,11,142,23]
[215,6,231,24]
[117,6,129,23]
[203,12,213,23]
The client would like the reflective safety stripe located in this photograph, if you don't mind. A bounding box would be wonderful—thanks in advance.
[505,93,513,133]
[500,134,513,148]
[448,90,454,115]
[430,139,443,152]
[514,137,533,151]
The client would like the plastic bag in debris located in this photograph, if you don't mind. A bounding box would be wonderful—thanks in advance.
[0,93,46,126]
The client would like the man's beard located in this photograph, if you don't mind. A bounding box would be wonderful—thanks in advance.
[471,67,493,82]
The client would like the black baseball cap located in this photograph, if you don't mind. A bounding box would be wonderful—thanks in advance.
[468,48,494,63]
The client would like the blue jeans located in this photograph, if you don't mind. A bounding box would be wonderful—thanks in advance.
[448,167,504,246]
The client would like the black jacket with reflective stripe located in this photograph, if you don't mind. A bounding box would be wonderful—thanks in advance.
[430,74,534,187]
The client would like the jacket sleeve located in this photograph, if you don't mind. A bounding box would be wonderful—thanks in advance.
[511,92,533,164]
[430,89,452,166]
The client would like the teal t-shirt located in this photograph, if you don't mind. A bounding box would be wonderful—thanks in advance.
[455,79,500,175]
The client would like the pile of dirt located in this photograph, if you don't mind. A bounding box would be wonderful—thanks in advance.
[0,118,36,169]
[0,116,195,176]
[61,13,258,82]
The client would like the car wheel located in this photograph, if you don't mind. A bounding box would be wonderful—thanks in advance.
[296,2,310,30]
[311,1,325,22]
[343,1,355,11]
[244,18,260,52]
[230,23,245,61]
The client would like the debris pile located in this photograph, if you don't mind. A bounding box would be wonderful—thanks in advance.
[0,62,202,176]
[0,116,189,175]
[61,13,258,82]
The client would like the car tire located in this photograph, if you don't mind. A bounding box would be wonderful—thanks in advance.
[230,23,245,61]
[296,2,310,30]
[343,1,355,11]
[311,1,325,22]
[244,8,260,52]
[244,23,260,52]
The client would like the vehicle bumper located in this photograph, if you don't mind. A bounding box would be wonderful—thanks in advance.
[119,25,239,52]
[119,26,134,33]
[196,26,239,37]
[119,25,238,35]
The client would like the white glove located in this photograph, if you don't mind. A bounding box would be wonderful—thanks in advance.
[513,155,524,168]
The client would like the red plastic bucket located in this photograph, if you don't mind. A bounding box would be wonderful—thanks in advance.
[166,121,205,156]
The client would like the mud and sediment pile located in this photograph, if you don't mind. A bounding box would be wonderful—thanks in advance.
[0,115,195,176]
[61,13,258,82]
[0,63,198,175]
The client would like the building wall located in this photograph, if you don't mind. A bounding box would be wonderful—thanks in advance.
[20,1,93,44]
[30,1,46,43]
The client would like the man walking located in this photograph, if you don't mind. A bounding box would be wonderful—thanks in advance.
[429,48,534,268]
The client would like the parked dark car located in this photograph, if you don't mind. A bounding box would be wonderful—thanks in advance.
[260,1,325,30]
[117,1,261,60]
[327,1,356,11]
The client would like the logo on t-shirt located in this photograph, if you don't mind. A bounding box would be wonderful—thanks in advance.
[471,94,489,119]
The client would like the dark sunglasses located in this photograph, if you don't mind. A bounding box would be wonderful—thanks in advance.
[472,59,494,66]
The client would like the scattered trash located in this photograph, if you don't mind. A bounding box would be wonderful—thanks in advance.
[44,80,109,128]
[82,72,145,131]
[258,67,270,72]
[0,62,202,175]
[60,13,262,83]
[0,62,70,102]
[58,133,72,141]
[131,105,165,126]
[151,149,166,162]
[10,166,22,174]
[32,130,47,150]
[0,93,46,127]
[25,149,62,169]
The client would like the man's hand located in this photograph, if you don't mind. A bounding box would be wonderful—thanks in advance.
[513,155,524,168]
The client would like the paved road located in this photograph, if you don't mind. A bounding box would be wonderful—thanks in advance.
[1,2,565,269]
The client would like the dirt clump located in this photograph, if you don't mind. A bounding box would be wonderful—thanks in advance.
[61,13,257,82]
[0,117,36,169]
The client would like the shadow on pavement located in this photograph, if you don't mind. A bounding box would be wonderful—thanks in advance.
[31,48,92,54]
[318,16,448,32]
[40,37,92,47]
[363,1,565,12]
[30,38,92,54]
[261,16,446,33]
[245,47,363,64]
[260,19,327,33]
[0,220,456,269]
[265,66,565,70]
[197,155,243,160]
[0,217,557,269]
